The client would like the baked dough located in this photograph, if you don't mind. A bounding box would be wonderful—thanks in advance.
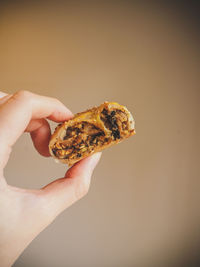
[49,102,135,166]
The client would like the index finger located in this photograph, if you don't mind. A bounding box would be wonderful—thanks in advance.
[0,90,73,167]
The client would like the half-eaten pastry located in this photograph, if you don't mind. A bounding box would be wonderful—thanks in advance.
[49,102,135,166]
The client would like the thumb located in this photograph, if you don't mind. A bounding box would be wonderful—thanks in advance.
[41,152,102,219]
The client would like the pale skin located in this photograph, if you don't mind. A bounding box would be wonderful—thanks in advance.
[0,90,101,267]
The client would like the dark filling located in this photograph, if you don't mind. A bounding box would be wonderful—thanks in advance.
[52,148,58,156]
[53,122,106,159]
[64,126,81,139]
[100,108,121,140]
[53,108,129,160]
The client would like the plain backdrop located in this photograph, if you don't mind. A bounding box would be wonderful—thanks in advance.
[0,1,199,267]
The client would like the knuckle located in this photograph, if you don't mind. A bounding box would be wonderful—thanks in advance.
[14,90,33,101]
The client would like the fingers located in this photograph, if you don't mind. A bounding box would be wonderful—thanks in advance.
[0,92,67,158]
[0,90,73,168]
[41,152,102,218]
[29,119,51,157]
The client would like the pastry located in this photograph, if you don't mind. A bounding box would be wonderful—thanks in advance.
[49,102,135,166]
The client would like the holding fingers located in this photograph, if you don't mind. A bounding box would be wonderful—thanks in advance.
[0,90,101,266]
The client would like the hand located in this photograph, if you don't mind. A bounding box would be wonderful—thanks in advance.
[0,90,101,267]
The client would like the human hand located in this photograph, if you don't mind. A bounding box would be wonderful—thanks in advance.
[0,91,101,267]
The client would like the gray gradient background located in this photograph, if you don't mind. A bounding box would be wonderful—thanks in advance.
[0,1,199,266]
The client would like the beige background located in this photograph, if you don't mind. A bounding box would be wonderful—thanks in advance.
[0,2,199,267]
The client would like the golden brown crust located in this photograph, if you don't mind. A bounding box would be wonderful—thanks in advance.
[49,102,135,166]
